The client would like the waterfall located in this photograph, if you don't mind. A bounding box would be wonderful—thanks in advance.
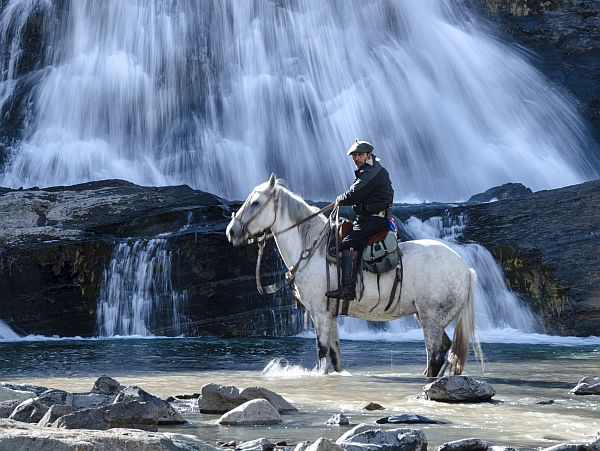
[338,213,540,338]
[0,319,19,340]
[0,0,597,201]
[96,239,189,337]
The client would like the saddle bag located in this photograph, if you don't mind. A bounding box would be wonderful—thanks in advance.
[362,231,399,274]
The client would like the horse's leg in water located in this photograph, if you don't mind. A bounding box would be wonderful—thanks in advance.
[311,310,333,372]
[329,318,343,372]
[422,323,449,378]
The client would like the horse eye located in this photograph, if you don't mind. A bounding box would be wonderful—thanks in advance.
[251,200,259,207]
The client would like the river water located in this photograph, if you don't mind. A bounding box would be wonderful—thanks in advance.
[1,335,598,450]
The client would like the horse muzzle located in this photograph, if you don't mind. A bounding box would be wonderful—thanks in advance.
[226,216,246,246]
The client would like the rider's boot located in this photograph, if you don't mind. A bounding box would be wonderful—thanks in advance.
[325,250,359,300]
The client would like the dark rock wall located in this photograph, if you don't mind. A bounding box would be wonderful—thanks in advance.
[0,180,302,337]
[473,0,600,148]
[459,181,599,336]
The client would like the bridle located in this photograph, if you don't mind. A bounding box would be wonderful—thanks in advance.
[231,185,335,294]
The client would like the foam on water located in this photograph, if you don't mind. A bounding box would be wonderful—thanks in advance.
[262,357,353,378]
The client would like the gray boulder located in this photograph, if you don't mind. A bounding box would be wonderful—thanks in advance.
[217,399,282,426]
[71,392,112,409]
[569,377,600,395]
[236,437,274,451]
[198,383,297,414]
[8,398,49,423]
[423,376,495,403]
[326,413,350,426]
[437,438,516,451]
[114,385,185,425]
[36,389,71,408]
[0,383,49,396]
[336,423,427,451]
[0,418,219,451]
[52,400,159,431]
[0,400,20,419]
[92,376,124,395]
[37,405,77,427]
[306,438,344,451]
[591,433,600,451]
[541,445,592,451]
[0,385,36,403]
[377,414,447,425]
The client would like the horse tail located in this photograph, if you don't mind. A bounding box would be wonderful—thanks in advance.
[448,268,484,375]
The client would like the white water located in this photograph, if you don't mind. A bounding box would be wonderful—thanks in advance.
[336,214,541,340]
[0,319,19,340]
[0,0,597,200]
[96,239,189,337]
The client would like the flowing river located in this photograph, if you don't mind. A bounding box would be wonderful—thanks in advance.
[1,335,599,450]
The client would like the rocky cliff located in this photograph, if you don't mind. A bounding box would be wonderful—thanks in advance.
[0,180,300,338]
[0,179,598,338]
[473,0,600,144]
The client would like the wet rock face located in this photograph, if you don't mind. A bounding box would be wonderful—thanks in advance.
[473,0,600,142]
[0,180,300,338]
[459,180,600,336]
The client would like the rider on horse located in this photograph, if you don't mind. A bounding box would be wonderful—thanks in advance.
[325,140,394,301]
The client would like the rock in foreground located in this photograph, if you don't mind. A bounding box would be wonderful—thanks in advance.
[336,423,427,451]
[199,383,297,414]
[0,418,218,451]
[423,376,495,403]
[216,399,281,426]
[569,377,600,396]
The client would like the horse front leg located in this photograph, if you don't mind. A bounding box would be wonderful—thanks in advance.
[311,309,334,373]
[329,318,343,373]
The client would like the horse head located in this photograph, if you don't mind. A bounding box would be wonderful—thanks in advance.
[226,173,279,246]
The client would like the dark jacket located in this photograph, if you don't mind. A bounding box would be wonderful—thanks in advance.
[336,155,394,217]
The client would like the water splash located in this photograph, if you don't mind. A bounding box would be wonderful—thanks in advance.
[0,0,597,200]
[96,239,190,337]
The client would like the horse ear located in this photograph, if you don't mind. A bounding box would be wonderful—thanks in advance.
[268,173,276,189]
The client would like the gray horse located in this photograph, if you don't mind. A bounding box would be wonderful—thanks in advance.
[227,174,483,377]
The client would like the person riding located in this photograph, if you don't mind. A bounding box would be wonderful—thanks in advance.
[325,140,394,300]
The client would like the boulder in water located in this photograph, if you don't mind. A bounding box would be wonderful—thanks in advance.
[71,392,112,409]
[216,399,281,426]
[363,402,385,411]
[113,385,185,425]
[335,423,427,451]
[376,414,447,425]
[437,438,515,451]
[36,389,71,407]
[423,376,495,403]
[91,376,124,396]
[325,413,350,426]
[569,377,600,395]
[198,383,296,414]
[52,400,159,431]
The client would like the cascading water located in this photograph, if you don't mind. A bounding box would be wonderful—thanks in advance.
[0,0,597,201]
[0,319,19,340]
[96,239,189,337]
[337,213,540,339]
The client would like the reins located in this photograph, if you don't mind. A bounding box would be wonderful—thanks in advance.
[232,186,335,295]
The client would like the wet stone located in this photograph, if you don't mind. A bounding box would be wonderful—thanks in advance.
[363,402,385,410]
[325,413,350,426]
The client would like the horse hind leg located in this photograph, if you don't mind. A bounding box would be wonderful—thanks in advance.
[422,326,449,378]
[329,319,343,372]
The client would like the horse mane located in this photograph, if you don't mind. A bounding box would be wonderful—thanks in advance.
[275,179,327,245]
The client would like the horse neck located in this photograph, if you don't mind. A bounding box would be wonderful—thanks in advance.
[271,186,327,269]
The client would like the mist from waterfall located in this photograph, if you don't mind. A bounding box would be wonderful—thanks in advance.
[0,0,597,201]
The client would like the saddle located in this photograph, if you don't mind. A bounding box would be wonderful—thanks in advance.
[326,219,389,260]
